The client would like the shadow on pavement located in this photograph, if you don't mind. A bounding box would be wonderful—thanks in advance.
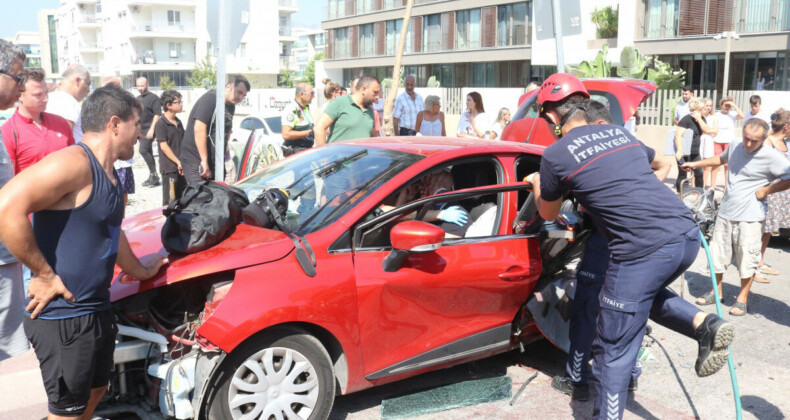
[741,394,785,420]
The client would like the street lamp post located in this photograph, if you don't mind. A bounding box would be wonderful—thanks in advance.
[715,31,740,97]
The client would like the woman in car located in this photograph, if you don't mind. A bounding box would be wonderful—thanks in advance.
[415,95,446,137]
[457,92,487,138]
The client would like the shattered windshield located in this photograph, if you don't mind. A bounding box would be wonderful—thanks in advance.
[237,145,423,234]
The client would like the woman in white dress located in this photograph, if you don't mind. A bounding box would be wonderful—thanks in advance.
[456,92,487,138]
[486,107,511,140]
[415,95,446,137]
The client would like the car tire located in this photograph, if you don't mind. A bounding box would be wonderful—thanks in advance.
[206,328,335,420]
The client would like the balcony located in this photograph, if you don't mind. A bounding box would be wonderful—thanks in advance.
[279,27,297,42]
[279,56,293,69]
[279,0,298,13]
[130,51,195,71]
[129,0,196,6]
[77,13,101,28]
[129,21,197,39]
[84,64,100,73]
[80,42,103,53]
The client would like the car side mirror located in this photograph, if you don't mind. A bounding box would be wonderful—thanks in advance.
[382,221,445,272]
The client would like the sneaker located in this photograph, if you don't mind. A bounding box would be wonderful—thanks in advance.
[141,175,153,187]
[551,375,590,401]
[694,314,735,377]
[146,174,161,187]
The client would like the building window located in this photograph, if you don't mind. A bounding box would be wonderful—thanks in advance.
[386,19,403,55]
[742,0,773,33]
[167,10,181,26]
[383,0,397,10]
[48,15,59,74]
[356,0,372,15]
[168,42,183,59]
[423,14,441,52]
[236,42,246,57]
[333,27,350,58]
[497,2,529,47]
[472,62,494,87]
[456,9,481,49]
[360,23,375,56]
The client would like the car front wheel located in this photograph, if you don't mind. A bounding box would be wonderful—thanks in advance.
[207,329,335,420]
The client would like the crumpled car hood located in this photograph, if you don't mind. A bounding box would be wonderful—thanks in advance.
[110,207,294,302]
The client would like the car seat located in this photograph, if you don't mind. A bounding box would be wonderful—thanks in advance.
[465,202,497,237]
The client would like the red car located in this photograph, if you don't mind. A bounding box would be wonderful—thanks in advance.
[105,80,654,420]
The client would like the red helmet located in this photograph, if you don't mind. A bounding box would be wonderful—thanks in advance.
[537,73,589,105]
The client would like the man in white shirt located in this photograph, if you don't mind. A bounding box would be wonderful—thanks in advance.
[744,95,772,125]
[674,86,693,125]
[393,75,423,136]
[712,96,744,187]
[46,65,91,142]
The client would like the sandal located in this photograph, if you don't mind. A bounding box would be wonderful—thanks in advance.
[754,275,772,284]
[695,292,716,306]
[760,265,780,276]
[729,301,747,316]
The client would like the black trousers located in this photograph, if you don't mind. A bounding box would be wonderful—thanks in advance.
[162,172,187,205]
[139,138,157,175]
[399,127,417,136]
[675,153,703,192]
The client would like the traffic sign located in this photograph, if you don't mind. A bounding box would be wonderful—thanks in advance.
[207,0,250,52]
[534,0,582,41]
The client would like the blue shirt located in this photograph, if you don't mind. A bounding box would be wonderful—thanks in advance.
[539,124,696,260]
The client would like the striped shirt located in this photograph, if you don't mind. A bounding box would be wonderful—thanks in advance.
[393,91,424,131]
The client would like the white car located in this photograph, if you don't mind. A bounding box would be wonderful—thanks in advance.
[229,113,285,182]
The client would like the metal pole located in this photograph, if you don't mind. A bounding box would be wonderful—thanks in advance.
[551,0,565,72]
[722,32,732,97]
[214,0,227,182]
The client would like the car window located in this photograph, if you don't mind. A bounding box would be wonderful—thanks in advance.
[240,117,266,132]
[237,145,423,234]
[515,154,541,209]
[265,117,282,134]
[512,90,624,126]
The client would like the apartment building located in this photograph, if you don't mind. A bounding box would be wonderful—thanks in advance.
[5,32,43,69]
[37,9,60,79]
[289,28,327,78]
[51,0,298,88]
[321,0,789,90]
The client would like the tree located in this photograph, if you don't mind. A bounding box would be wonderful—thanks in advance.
[279,63,296,87]
[591,6,619,39]
[570,43,612,78]
[187,55,216,89]
[382,0,414,137]
[617,46,686,89]
[159,75,176,91]
[303,52,324,86]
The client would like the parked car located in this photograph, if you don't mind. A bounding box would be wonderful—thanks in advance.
[104,137,590,419]
[503,78,657,146]
[229,113,284,182]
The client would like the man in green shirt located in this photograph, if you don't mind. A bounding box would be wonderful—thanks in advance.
[315,75,380,145]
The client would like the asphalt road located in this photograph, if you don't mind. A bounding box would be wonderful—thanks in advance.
[1,147,789,419]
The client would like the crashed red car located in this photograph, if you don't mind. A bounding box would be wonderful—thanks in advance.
[104,79,654,420]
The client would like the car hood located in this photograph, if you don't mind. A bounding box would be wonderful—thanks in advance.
[110,207,294,302]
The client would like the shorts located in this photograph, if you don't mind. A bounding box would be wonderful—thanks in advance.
[710,217,763,279]
[700,135,715,159]
[116,167,135,194]
[0,262,29,361]
[713,142,729,157]
[23,310,117,416]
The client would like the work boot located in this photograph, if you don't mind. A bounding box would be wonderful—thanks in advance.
[551,375,589,401]
[694,314,735,377]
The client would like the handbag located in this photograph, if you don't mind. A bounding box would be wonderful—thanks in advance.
[161,181,250,254]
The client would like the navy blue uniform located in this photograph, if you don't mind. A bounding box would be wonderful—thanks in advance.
[540,125,701,420]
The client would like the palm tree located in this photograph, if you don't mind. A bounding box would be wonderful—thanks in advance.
[591,6,619,39]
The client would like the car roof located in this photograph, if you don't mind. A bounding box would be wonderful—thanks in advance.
[339,136,545,157]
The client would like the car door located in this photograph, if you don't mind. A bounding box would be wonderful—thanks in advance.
[351,184,541,381]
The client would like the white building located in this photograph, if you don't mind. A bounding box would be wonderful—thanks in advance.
[50,0,299,88]
[289,28,327,79]
[4,31,43,69]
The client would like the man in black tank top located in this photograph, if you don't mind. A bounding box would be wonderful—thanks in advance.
[0,85,167,419]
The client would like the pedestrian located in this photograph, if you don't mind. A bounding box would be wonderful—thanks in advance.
[699,98,719,187]
[415,95,445,136]
[674,97,711,190]
[135,77,162,187]
[322,78,341,102]
[46,64,91,142]
[179,75,249,185]
[763,67,775,90]
[155,89,187,205]
[532,73,734,420]
[755,70,765,90]
[683,119,790,316]
[1,68,74,174]
[674,85,693,125]
[0,39,29,363]
[457,91,487,138]
[486,107,511,140]
[551,100,660,401]
[0,84,166,418]
[393,75,423,136]
[754,109,790,283]
[100,77,136,207]
[711,96,745,188]
[314,74,380,145]
[744,95,772,125]
[281,82,315,157]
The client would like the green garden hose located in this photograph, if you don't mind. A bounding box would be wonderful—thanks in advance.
[699,231,742,420]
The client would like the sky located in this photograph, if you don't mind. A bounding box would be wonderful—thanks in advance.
[1,0,325,39]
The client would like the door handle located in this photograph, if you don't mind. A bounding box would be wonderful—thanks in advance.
[499,266,535,281]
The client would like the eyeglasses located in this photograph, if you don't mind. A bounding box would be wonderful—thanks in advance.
[0,70,26,89]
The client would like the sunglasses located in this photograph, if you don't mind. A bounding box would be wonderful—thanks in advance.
[0,70,26,89]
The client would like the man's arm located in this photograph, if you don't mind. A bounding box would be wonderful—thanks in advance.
[314,113,333,146]
[674,126,686,160]
[681,155,725,171]
[651,155,672,182]
[147,115,160,140]
[116,230,167,281]
[193,119,210,178]
[728,101,745,120]
[282,125,312,141]
[756,179,790,200]
[531,173,563,221]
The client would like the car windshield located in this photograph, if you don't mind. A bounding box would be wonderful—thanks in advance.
[513,90,625,126]
[265,117,282,134]
[237,145,423,234]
